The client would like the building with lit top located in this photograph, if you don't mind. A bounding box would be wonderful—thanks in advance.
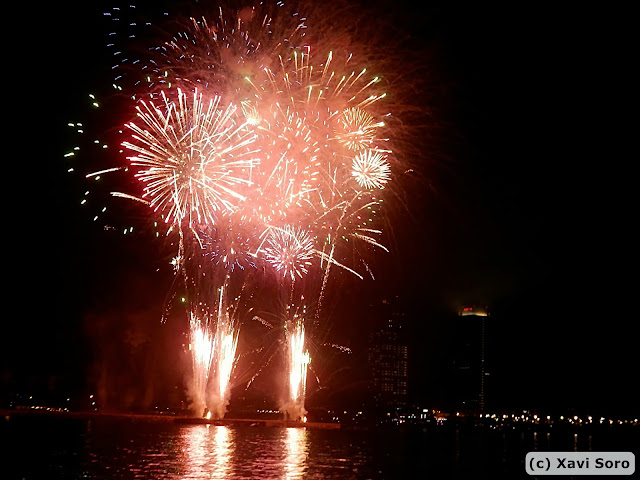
[451,306,489,412]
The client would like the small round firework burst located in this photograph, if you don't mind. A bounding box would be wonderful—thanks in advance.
[262,225,315,280]
[198,218,258,272]
[334,107,384,151]
[351,149,391,190]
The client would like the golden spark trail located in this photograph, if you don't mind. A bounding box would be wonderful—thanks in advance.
[210,284,239,419]
[188,312,215,416]
[286,319,310,421]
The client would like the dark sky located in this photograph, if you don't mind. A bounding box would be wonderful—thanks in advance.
[6,2,637,415]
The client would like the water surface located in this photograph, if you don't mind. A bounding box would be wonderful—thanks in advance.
[3,415,638,479]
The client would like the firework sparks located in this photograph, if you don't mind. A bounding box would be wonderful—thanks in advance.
[198,286,238,418]
[123,88,257,230]
[110,5,396,285]
[210,319,238,419]
[351,150,391,190]
[217,326,238,401]
[335,107,385,151]
[287,320,310,420]
[262,225,315,280]
[198,216,258,273]
[188,312,215,416]
[73,0,408,419]
[209,285,239,419]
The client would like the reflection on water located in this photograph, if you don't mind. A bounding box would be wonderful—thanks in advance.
[181,425,232,479]
[214,425,232,477]
[179,424,310,479]
[3,415,638,479]
[284,427,308,479]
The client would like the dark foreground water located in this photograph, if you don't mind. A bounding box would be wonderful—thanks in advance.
[2,415,638,479]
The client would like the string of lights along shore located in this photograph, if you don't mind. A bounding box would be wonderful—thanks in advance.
[65,0,411,421]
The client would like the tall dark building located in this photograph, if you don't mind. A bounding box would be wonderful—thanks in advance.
[368,298,408,410]
[451,306,489,412]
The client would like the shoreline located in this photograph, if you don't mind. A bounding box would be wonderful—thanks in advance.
[3,408,638,433]
[0,408,341,429]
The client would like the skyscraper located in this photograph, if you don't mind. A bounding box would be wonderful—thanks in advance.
[451,306,489,412]
[368,298,408,410]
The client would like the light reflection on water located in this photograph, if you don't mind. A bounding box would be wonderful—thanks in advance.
[214,425,232,478]
[4,415,637,479]
[179,424,312,479]
[181,424,232,479]
[284,427,308,479]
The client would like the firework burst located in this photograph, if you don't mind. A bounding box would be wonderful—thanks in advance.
[73,0,414,420]
[198,215,258,273]
[262,225,315,281]
[123,88,258,230]
[334,107,385,151]
[351,149,391,190]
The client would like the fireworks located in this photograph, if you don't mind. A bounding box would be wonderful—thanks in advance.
[112,3,396,286]
[123,88,257,230]
[199,218,258,273]
[288,321,310,406]
[262,225,315,281]
[335,107,385,151]
[351,149,391,190]
[209,283,239,418]
[211,310,239,419]
[73,0,407,419]
[216,326,238,403]
[189,313,215,415]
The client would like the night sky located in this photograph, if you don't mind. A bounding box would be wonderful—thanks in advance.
[6,2,637,416]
